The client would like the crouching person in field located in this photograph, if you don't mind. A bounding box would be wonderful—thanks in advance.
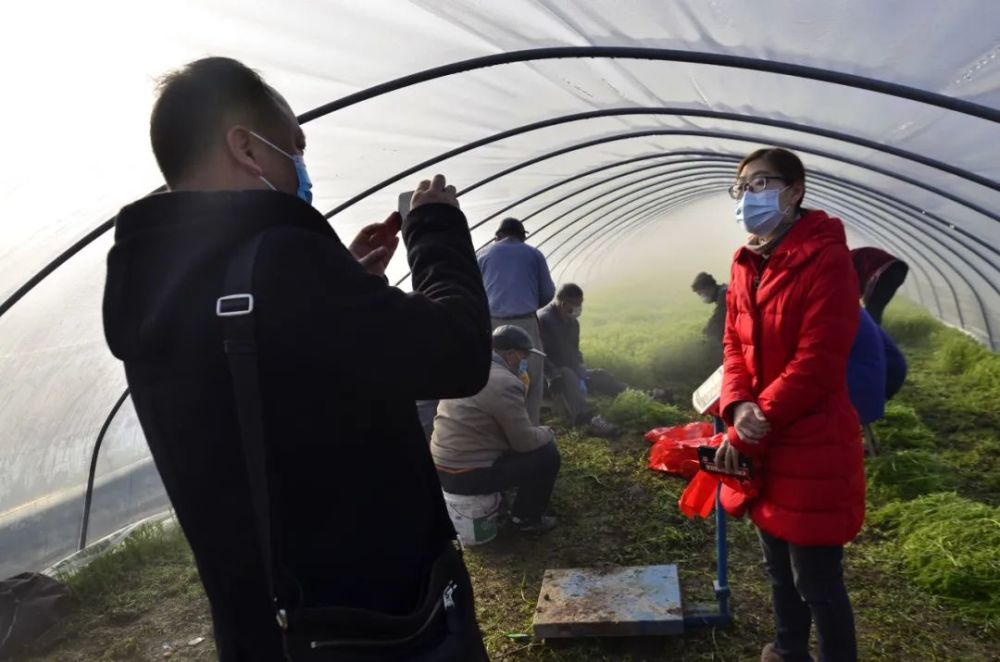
[538,283,623,437]
[432,326,561,534]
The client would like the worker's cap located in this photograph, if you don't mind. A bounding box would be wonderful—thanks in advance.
[496,217,528,237]
[492,325,546,357]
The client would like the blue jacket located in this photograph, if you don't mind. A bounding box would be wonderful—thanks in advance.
[883,331,908,400]
[476,238,555,318]
[848,309,887,425]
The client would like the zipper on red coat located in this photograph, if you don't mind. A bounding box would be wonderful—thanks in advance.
[750,262,765,390]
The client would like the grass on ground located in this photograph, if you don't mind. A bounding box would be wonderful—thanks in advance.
[19,289,1000,661]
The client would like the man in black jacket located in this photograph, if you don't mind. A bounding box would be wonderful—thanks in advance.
[102,57,491,660]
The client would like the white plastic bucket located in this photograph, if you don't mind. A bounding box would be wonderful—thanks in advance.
[442,491,501,546]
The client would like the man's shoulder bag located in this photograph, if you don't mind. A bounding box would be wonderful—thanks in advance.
[216,233,488,661]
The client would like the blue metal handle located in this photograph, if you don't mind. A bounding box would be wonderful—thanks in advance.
[713,416,731,618]
[714,481,731,617]
[685,415,733,628]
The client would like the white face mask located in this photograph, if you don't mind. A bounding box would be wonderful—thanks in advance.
[569,306,582,319]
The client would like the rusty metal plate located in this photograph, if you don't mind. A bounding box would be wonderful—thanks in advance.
[532,565,684,639]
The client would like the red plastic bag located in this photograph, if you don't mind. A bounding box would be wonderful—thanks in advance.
[678,470,719,518]
[678,464,760,520]
[644,421,715,444]
[648,432,723,479]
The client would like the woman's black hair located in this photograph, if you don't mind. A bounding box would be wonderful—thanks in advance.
[738,147,806,210]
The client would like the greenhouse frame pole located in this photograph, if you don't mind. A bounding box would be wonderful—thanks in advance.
[79,388,132,551]
[300,46,1000,124]
[320,107,999,220]
[549,171,987,344]
[7,45,999,321]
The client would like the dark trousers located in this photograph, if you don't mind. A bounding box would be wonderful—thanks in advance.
[863,261,908,325]
[437,443,560,521]
[758,529,857,662]
[554,367,628,426]
[588,368,628,396]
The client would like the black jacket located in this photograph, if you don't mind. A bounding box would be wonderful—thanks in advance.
[103,191,491,660]
[537,303,585,379]
[704,283,728,345]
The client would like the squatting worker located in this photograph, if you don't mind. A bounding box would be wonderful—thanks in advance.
[537,283,623,437]
[476,217,556,424]
[102,57,491,660]
[433,325,561,534]
[716,147,863,662]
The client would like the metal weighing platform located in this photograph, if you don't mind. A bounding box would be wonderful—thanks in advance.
[532,377,731,641]
[533,564,684,638]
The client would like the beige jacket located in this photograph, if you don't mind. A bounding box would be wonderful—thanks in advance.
[431,354,555,469]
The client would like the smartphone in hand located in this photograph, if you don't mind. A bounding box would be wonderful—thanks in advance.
[697,445,753,479]
[397,191,414,223]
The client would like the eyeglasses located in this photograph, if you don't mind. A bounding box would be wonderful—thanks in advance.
[728,175,786,200]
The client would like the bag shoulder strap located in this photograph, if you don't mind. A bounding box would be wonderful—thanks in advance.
[216,232,287,629]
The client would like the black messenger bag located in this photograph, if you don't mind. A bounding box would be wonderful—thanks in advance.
[216,233,488,661]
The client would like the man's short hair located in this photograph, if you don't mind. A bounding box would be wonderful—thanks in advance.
[495,217,527,240]
[557,283,584,301]
[691,272,717,291]
[150,57,289,186]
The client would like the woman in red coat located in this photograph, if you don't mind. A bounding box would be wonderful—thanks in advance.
[715,148,863,662]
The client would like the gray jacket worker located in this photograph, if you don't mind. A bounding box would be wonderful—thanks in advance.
[102,57,490,660]
[432,326,561,533]
[538,283,624,437]
[476,217,555,424]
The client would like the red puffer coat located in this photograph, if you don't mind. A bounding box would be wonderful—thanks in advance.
[720,209,864,547]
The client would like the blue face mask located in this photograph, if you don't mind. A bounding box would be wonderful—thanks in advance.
[735,187,789,237]
[250,131,314,205]
[517,359,529,377]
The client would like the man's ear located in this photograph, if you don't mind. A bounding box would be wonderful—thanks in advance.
[225,125,263,176]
